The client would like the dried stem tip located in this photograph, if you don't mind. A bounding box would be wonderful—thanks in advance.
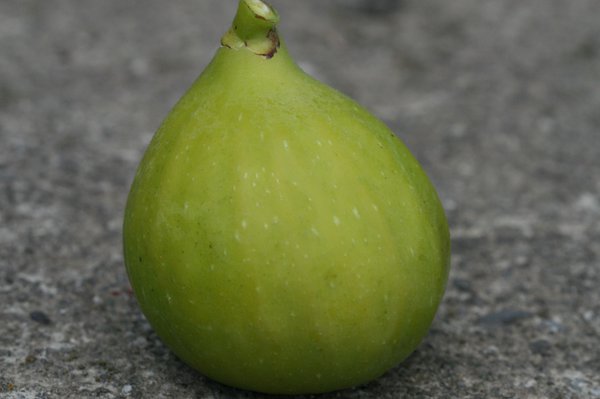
[221,0,281,59]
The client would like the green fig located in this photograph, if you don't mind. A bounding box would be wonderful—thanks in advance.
[123,0,450,395]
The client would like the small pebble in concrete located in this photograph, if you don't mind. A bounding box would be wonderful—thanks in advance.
[529,339,552,356]
[477,309,532,327]
[29,310,51,325]
[121,384,133,395]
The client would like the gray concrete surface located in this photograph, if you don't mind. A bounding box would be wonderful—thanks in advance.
[1,0,600,398]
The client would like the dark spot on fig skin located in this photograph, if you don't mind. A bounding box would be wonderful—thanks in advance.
[260,29,280,59]
[262,49,277,59]
[139,256,142,263]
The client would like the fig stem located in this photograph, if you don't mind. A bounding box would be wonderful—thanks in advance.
[221,0,280,59]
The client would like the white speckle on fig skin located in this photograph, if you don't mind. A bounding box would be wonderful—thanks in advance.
[283,140,289,150]
[352,207,361,219]
[333,216,341,226]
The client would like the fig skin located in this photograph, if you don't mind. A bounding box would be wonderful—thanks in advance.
[123,1,450,395]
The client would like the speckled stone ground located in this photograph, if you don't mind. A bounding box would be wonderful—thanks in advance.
[1,0,599,398]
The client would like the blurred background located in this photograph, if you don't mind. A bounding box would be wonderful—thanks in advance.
[1,0,599,397]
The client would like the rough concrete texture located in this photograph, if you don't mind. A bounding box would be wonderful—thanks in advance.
[1,0,599,398]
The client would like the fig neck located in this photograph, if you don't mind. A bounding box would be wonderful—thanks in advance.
[221,0,281,59]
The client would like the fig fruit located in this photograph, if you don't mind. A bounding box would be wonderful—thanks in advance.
[123,0,450,395]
